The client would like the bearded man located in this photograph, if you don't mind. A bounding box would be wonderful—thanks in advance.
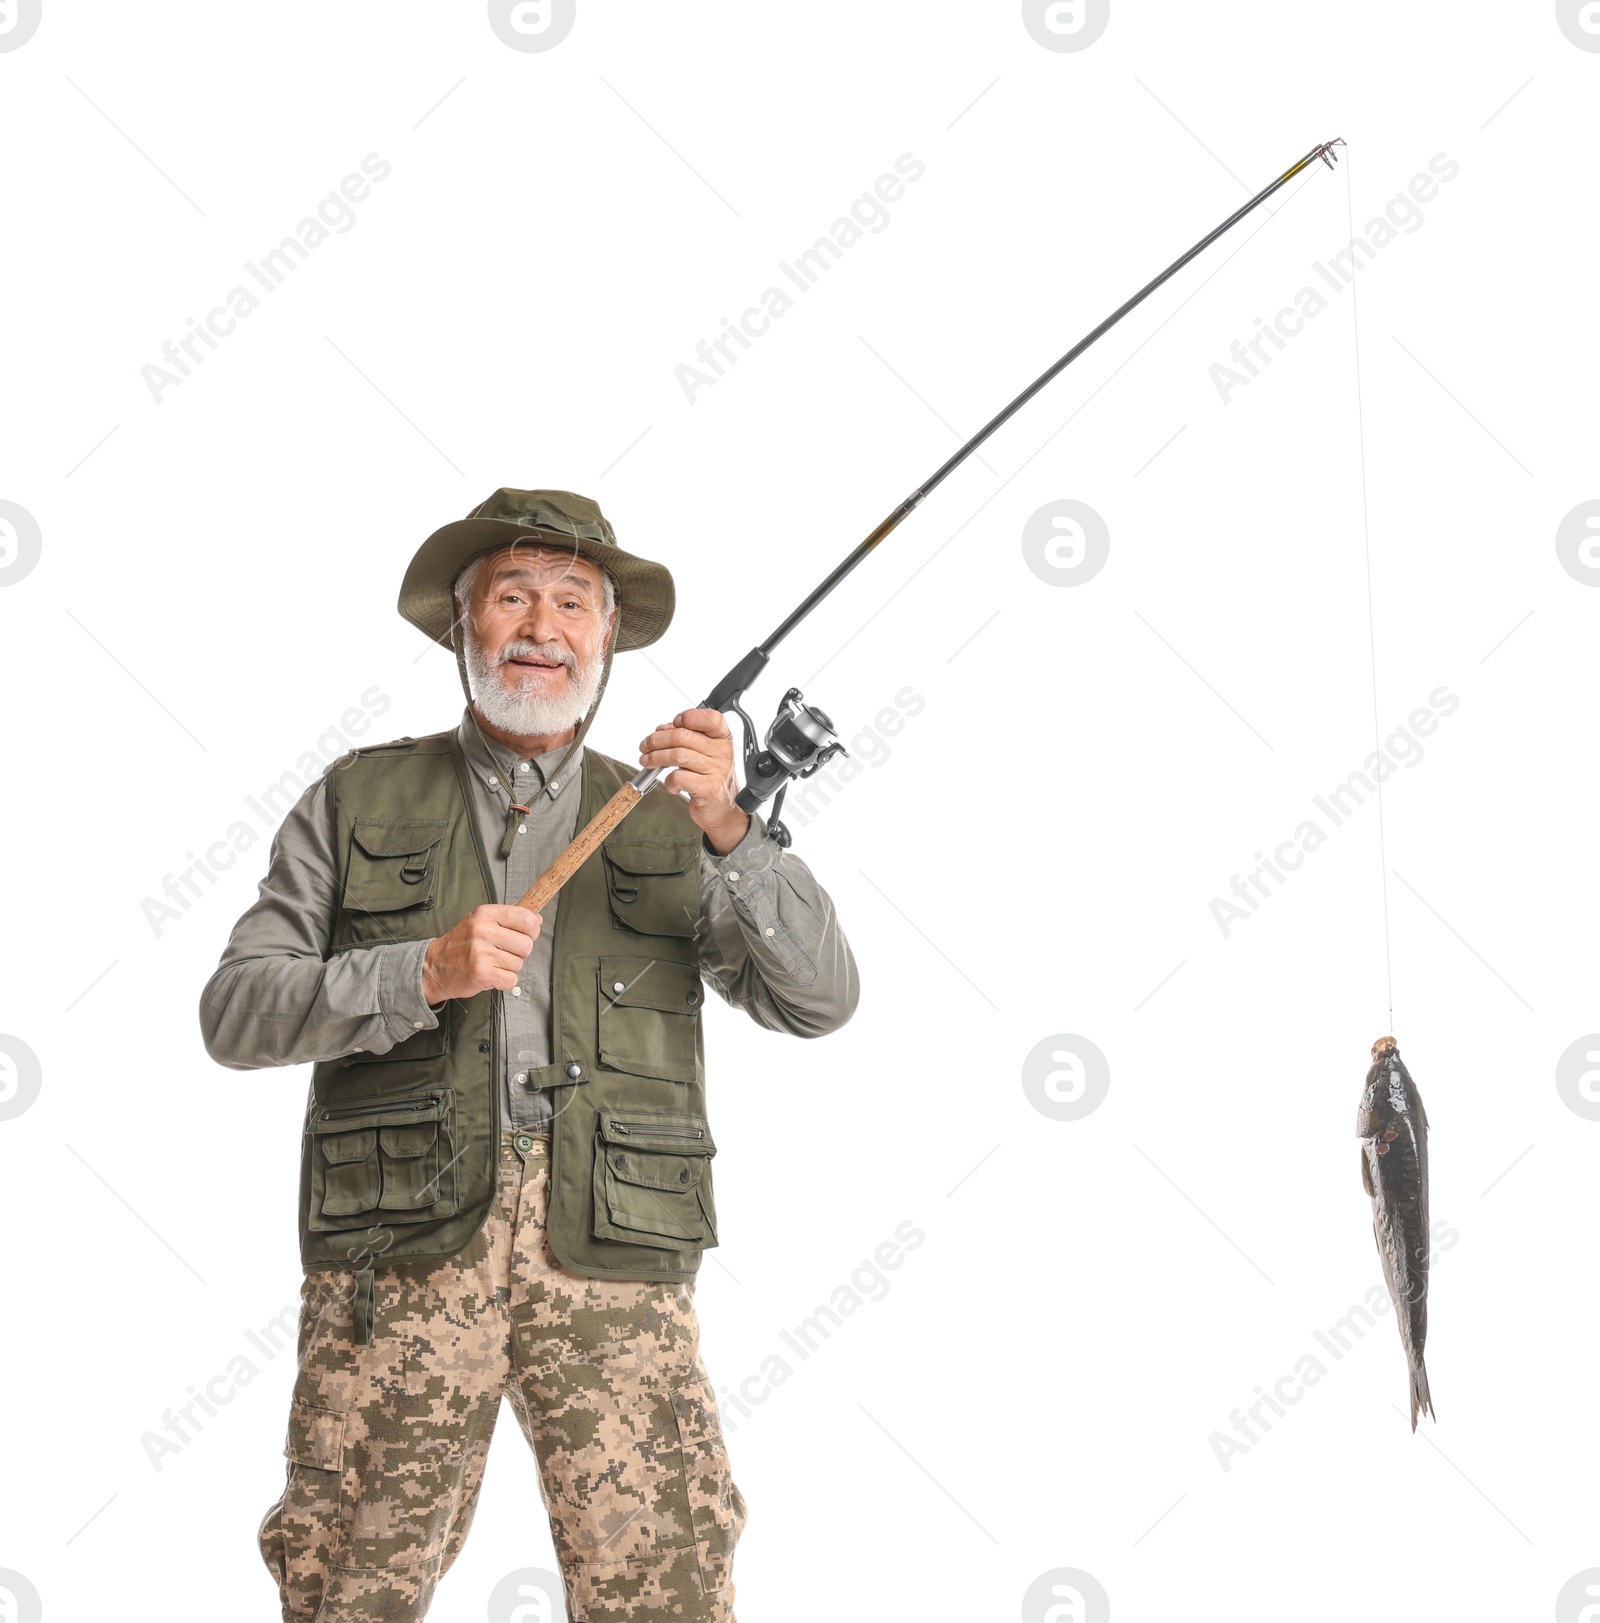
[200,489,859,1622]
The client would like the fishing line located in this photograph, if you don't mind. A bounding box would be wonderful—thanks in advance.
[1344,150,1395,1034]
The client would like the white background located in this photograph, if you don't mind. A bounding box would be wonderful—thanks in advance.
[2,3,1597,1620]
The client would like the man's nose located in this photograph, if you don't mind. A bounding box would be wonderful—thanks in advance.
[517,595,568,647]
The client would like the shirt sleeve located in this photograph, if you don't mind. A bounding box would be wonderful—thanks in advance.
[197,764,442,1071]
[696,810,860,1038]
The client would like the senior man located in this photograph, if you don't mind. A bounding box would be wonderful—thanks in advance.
[200,488,859,1623]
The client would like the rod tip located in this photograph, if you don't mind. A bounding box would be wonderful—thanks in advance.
[1314,137,1347,170]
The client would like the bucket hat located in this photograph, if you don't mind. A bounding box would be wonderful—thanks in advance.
[398,488,674,654]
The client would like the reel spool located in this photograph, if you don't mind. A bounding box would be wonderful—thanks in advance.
[726,687,847,848]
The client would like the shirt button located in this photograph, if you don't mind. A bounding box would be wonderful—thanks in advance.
[511,986,522,998]
[488,776,498,786]
[612,980,626,993]
[765,926,775,936]
[515,1134,533,1153]
[727,871,740,882]
[514,1071,528,1084]
[550,780,559,790]
[518,763,530,773]
[412,1020,424,1029]
[519,824,528,834]
[353,1046,365,1053]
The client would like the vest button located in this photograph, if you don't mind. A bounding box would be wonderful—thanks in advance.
[615,1154,628,1169]
[478,1041,491,1054]
[566,1062,582,1080]
[612,980,626,994]
[679,1167,692,1183]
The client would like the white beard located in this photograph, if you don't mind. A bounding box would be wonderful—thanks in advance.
[463,624,606,739]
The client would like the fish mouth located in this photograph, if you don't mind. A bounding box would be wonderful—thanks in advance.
[1371,1035,1399,1060]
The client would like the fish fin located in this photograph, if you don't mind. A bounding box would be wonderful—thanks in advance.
[1361,1147,1374,1198]
[1409,1358,1435,1429]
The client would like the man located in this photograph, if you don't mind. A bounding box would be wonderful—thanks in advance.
[200,488,859,1622]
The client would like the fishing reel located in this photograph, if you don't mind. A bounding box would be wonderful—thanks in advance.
[724,686,848,848]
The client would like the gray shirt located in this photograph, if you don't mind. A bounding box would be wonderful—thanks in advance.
[200,708,859,1130]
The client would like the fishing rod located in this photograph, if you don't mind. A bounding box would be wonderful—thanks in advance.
[517,136,1346,911]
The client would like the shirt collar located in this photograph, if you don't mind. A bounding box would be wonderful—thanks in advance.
[456,706,581,806]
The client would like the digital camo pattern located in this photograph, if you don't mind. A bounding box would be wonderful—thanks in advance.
[259,1132,747,1620]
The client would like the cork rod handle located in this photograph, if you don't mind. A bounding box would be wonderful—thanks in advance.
[514,780,645,913]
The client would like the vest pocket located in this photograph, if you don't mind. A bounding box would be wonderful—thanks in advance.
[319,1129,379,1217]
[601,836,699,937]
[342,819,450,914]
[591,1113,718,1251]
[307,1091,460,1231]
[596,955,702,1083]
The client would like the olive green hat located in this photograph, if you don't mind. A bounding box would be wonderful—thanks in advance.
[398,487,675,653]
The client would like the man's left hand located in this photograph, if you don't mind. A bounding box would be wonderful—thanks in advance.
[639,708,751,856]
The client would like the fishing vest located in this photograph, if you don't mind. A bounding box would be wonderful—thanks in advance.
[298,729,715,1289]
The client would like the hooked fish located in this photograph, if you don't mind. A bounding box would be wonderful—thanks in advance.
[1357,1035,1435,1429]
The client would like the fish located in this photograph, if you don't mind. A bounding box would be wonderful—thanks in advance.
[1357,1035,1435,1429]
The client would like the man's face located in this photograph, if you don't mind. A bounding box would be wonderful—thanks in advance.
[459,543,616,738]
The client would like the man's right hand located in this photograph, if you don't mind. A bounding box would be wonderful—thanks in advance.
[421,905,542,1004]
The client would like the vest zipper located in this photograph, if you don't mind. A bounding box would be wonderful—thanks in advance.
[319,1098,436,1121]
[608,1120,705,1140]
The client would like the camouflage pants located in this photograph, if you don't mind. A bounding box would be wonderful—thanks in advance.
[259,1130,747,1621]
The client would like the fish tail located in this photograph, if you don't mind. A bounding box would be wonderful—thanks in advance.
[1409,1357,1435,1430]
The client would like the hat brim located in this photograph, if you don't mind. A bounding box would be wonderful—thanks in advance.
[398,519,674,652]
